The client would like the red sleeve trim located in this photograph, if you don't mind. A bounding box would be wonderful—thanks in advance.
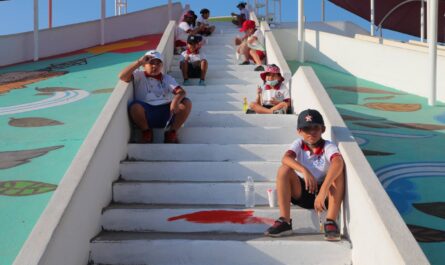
[285,150,297,158]
[283,98,290,102]
[330,153,342,162]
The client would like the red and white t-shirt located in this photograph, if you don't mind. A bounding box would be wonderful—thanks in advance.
[176,21,192,43]
[286,139,341,183]
[133,70,180,106]
[261,82,290,106]
[180,49,206,63]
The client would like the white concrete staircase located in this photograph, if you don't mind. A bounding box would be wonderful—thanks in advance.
[89,22,351,265]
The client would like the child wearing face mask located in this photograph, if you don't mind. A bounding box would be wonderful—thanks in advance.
[248,64,290,114]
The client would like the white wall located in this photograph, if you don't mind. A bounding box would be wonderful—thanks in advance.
[274,27,445,103]
[0,3,182,67]
[292,67,429,265]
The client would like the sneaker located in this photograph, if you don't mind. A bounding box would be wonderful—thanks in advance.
[246,109,256,114]
[264,217,293,237]
[254,65,265,71]
[164,130,179,144]
[273,108,286,114]
[183,79,191,86]
[239,61,250,65]
[324,219,341,241]
[141,129,153,143]
[198,79,206,86]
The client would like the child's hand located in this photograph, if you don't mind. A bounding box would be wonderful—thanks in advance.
[137,55,151,65]
[257,86,262,94]
[184,55,190,61]
[314,189,328,213]
[302,169,318,194]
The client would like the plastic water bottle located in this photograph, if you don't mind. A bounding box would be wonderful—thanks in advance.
[242,97,248,113]
[244,176,255,208]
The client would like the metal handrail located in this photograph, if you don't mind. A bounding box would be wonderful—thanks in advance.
[378,0,422,40]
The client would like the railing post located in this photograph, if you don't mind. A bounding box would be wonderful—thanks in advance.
[428,0,438,106]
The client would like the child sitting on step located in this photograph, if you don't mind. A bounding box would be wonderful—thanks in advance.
[264,109,345,241]
[180,35,208,86]
[197,8,216,36]
[235,20,266,71]
[175,10,205,53]
[248,64,290,114]
[231,2,249,27]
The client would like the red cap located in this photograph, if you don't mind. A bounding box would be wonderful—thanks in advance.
[240,20,256,32]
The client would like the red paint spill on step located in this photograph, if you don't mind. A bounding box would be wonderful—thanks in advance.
[168,210,275,225]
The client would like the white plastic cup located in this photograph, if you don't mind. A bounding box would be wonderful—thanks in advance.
[267,188,276,208]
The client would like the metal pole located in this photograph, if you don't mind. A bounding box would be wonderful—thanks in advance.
[322,0,325,22]
[34,0,39,61]
[49,0,52,29]
[101,0,105,45]
[428,0,438,106]
[168,0,172,20]
[298,0,305,62]
[421,0,425,42]
[370,0,375,36]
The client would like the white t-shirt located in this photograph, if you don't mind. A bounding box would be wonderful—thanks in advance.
[196,17,210,26]
[247,30,265,51]
[261,83,290,105]
[176,21,192,43]
[133,70,180,106]
[240,8,250,20]
[180,50,206,63]
[287,139,341,183]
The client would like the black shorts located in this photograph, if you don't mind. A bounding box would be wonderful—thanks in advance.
[291,178,327,209]
[187,62,202,78]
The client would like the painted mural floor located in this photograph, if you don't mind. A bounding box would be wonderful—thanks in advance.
[0,34,161,265]
[288,61,445,264]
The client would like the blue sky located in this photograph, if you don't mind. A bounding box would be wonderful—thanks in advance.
[0,0,414,40]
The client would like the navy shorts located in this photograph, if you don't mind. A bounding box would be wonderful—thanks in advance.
[128,100,172,128]
[291,178,327,209]
[186,62,202,78]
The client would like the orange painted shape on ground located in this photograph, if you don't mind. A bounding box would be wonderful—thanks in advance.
[167,210,275,225]
[85,41,148,54]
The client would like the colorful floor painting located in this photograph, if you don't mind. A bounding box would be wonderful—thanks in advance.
[288,61,445,264]
[0,34,161,265]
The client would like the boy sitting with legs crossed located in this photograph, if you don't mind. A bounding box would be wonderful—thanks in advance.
[264,109,345,241]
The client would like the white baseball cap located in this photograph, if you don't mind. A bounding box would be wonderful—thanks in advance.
[144,50,163,63]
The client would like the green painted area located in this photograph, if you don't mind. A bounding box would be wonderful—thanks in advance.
[288,61,445,265]
[209,16,233,22]
[0,37,159,264]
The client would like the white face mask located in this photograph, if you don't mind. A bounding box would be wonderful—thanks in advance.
[266,80,279,86]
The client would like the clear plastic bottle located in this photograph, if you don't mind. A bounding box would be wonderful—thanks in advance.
[244,176,255,208]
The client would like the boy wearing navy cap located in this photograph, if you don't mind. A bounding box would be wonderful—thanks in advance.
[264,109,345,241]
[180,35,208,86]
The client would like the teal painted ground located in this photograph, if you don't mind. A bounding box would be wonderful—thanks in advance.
[288,61,445,265]
[0,35,160,265]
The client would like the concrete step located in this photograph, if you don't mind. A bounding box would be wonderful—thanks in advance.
[188,101,245,111]
[170,70,260,80]
[127,144,288,161]
[187,91,257,100]
[101,204,320,233]
[144,127,295,144]
[90,232,351,265]
[184,111,296,127]
[172,57,238,64]
[113,180,277,205]
[183,84,264,93]
[173,52,236,60]
[120,161,281,182]
[171,64,258,72]
[179,78,256,85]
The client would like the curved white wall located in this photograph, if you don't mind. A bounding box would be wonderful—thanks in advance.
[0,3,182,67]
